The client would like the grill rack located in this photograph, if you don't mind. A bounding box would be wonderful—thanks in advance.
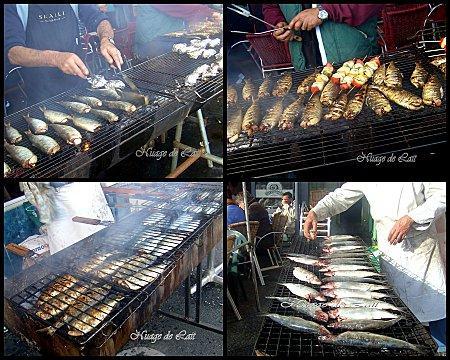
[254,236,437,356]
[227,50,446,176]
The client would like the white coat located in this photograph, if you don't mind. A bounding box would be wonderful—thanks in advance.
[312,182,446,322]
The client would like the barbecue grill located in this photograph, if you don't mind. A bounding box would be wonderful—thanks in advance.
[4,42,223,179]
[253,236,438,356]
[4,183,223,355]
[227,49,446,177]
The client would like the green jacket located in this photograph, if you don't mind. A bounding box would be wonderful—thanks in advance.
[279,4,379,70]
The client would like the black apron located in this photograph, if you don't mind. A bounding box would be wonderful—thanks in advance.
[23,5,84,105]
[300,4,322,68]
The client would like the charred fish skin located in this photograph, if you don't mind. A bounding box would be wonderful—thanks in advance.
[384,61,403,88]
[71,116,102,133]
[267,297,329,322]
[323,92,348,121]
[227,85,238,106]
[272,72,293,97]
[89,109,119,123]
[366,87,392,116]
[279,96,304,130]
[343,85,367,120]
[242,78,257,102]
[266,313,331,335]
[242,101,261,134]
[73,95,103,108]
[4,140,38,168]
[5,123,23,144]
[371,84,424,110]
[56,101,91,114]
[320,81,340,107]
[257,77,272,99]
[410,62,429,89]
[260,99,283,132]
[372,63,386,85]
[23,115,48,134]
[39,106,71,124]
[300,93,322,128]
[227,107,243,143]
[297,71,317,95]
[422,74,443,107]
[50,124,82,145]
[25,131,60,155]
[102,100,137,113]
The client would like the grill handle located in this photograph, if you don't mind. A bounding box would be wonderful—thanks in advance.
[72,216,114,226]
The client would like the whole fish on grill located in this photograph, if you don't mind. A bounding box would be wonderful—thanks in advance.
[321,288,390,299]
[384,61,403,88]
[39,106,71,124]
[372,63,386,85]
[319,264,373,272]
[88,88,121,100]
[25,131,60,155]
[56,101,91,114]
[266,314,331,335]
[73,95,103,108]
[324,298,406,313]
[50,124,82,145]
[430,55,446,67]
[257,77,271,99]
[23,115,48,134]
[71,115,102,133]
[293,266,321,285]
[242,100,261,134]
[322,245,366,253]
[4,140,37,168]
[371,85,423,110]
[260,99,283,131]
[322,276,386,285]
[272,72,292,97]
[284,253,320,266]
[324,270,382,278]
[327,318,403,331]
[320,81,340,106]
[320,282,389,291]
[227,85,238,106]
[279,96,304,130]
[267,297,329,322]
[322,240,362,247]
[329,307,400,321]
[4,162,11,176]
[297,71,317,94]
[300,93,322,128]
[318,331,427,354]
[227,107,243,143]
[323,92,348,121]
[410,62,429,89]
[343,84,367,120]
[366,87,392,116]
[278,282,326,301]
[318,258,370,266]
[117,89,150,106]
[242,78,257,102]
[5,123,23,144]
[102,100,136,113]
[89,109,119,123]
[422,74,443,107]
[36,274,78,306]
[326,235,359,241]
[105,79,126,90]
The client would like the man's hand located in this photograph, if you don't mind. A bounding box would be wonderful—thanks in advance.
[100,38,124,70]
[289,8,323,31]
[273,22,294,42]
[54,52,89,79]
[304,210,318,240]
[388,215,414,245]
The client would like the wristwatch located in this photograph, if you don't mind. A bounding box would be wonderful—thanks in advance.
[317,5,329,21]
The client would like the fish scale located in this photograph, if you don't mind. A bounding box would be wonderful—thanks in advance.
[272,73,292,97]
[5,123,23,143]
[300,93,322,128]
[23,115,48,134]
[260,99,283,131]
[372,63,386,85]
[242,101,261,132]
[422,74,443,107]
[279,96,305,130]
[410,62,429,89]
[25,131,60,155]
[227,107,243,143]
[320,81,340,107]
[343,84,367,120]
[297,71,317,94]
[257,77,271,99]
[366,87,392,116]
[242,79,257,101]
[4,141,38,168]
[371,85,424,110]
[384,61,403,88]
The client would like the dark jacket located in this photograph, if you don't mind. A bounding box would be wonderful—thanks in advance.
[248,200,274,248]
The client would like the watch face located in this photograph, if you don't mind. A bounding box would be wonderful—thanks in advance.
[319,10,328,20]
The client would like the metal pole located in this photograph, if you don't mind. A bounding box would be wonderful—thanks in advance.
[197,109,213,168]
[184,277,190,318]
[195,263,202,323]
[294,182,300,237]
[171,120,184,172]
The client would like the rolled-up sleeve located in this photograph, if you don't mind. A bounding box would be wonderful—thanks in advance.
[312,183,365,221]
[4,4,27,59]
[262,4,286,28]
[79,4,109,32]
[408,182,446,230]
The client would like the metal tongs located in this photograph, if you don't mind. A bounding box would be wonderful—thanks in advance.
[227,4,302,41]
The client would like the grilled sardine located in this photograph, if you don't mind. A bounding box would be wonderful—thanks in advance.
[50,124,82,145]
[324,92,348,120]
[260,99,283,131]
[320,81,340,107]
[410,62,428,89]
[343,85,367,120]
[39,106,71,124]
[257,77,271,99]
[23,115,48,134]
[366,87,392,116]
[242,78,257,101]
[227,85,238,106]
[102,100,136,113]
[371,84,423,110]
[70,116,102,133]
[57,101,91,114]
[384,61,403,88]
[227,107,243,143]
[117,90,150,106]
[272,72,292,97]
[5,123,22,143]
[372,63,386,85]
[279,96,304,130]
[89,109,119,123]
[88,88,121,100]
[300,93,322,128]
[4,140,37,168]
[242,101,261,133]
[73,95,102,108]
[297,71,317,94]
[422,74,443,107]
[25,131,60,155]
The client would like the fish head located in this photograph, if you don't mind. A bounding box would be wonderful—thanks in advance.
[320,283,334,289]
[315,310,329,323]
[328,309,339,319]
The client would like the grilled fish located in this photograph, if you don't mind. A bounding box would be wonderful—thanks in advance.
[39,106,71,124]
[320,81,340,107]
[293,266,321,285]
[88,88,121,100]
[297,71,317,94]
[371,85,423,110]
[272,72,292,97]
[343,85,367,120]
[242,78,257,101]
[319,264,373,272]
[284,253,319,266]
[4,140,37,168]
[278,282,326,301]
[242,101,261,133]
[430,55,446,67]
[89,109,119,123]
[321,288,389,299]
[318,258,370,267]
[329,307,400,321]
[73,95,103,107]
[71,115,102,133]
[366,87,392,116]
[227,85,238,106]
[260,99,283,131]
[320,252,368,259]
[4,162,11,176]
[322,240,362,247]
[384,61,403,88]
[102,100,136,113]
[300,93,322,128]
[410,62,428,88]
[422,74,443,107]
[324,270,382,278]
[23,115,48,134]
[323,92,348,120]
[266,313,330,335]
[279,96,304,130]
[57,101,91,114]
[372,63,386,85]
[257,77,271,99]
[268,297,328,322]
[50,124,82,145]
[322,245,366,253]
[25,131,60,155]
[438,62,446,77]
[117,90,150,106]
[325,235,359,241]
[318,331,427,354]
[327,318,403,331]
[227,107,243,143]
[322,276,386,285]
[105,79,126,90]
[320,282,389,291]
[5,123,22,143]
[36,274,78,306]
[324,298,405,313]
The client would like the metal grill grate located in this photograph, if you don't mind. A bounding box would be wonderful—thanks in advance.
[254,236,437,356]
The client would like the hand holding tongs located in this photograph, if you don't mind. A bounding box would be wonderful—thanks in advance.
[227,4,302,41]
